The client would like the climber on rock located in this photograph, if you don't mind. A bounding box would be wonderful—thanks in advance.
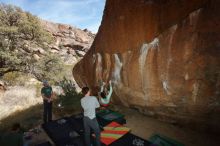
[98,80,113,108]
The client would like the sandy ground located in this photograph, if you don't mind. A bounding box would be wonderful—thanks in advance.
[116,106,220,146]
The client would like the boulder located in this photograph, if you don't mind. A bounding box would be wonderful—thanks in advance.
[33,54,40,60]
[73,0,220,133]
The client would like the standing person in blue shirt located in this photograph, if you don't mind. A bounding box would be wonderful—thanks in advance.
[81,87,101,146]
[41,80,53,123]
[99,80,113,108]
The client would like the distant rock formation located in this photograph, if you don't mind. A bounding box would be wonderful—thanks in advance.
[73,0,220,133]
[41,20,95,64]
[33,20,95,65]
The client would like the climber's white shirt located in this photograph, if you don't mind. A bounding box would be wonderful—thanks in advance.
[81,96,100,119]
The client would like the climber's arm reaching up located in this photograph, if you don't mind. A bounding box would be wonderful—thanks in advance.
[100,82,105,92]
[106,80,113,101]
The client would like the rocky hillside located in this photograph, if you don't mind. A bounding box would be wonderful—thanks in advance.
[73,0,220,133]
[0,14,95,88]
[37,20,95,65]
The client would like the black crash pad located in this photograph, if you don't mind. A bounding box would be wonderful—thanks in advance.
[35,141,52,146]
[96,110,126,127]
[42,117,84,146]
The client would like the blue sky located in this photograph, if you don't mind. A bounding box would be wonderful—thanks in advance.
[0,0,106,33]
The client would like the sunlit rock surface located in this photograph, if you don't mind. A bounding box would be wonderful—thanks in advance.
[39,20,95,64]
[73,0,220,133]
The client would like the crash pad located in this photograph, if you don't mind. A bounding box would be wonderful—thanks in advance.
[96,110,126,127]
[149,134,184,146]
[100,122,130,145]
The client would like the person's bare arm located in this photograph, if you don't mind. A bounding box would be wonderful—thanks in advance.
[49,91,55,102]
[41,93,47,100]
[106,80,113,101]
[100,82,106,92]
[41,93,50,102]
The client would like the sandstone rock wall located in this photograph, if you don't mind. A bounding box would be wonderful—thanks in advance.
[73,0,220,133]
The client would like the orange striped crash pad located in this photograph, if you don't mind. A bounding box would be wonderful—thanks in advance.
[101,121,130,145]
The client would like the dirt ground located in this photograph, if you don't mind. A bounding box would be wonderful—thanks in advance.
[115,106,220,146]
[29,106,220,146]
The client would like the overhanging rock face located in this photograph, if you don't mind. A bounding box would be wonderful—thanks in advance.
[73,0,220,133]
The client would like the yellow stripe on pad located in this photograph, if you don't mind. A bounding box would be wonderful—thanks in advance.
[101,133,122,139]
[104,127,130,131]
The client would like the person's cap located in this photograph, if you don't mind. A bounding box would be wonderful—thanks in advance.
[43,80,48,85]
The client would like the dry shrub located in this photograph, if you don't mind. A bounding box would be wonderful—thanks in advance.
[0,86,42,120]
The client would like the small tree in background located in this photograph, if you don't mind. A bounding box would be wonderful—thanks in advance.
[30,54,65,84]
[54,77,83,116]
[0,3,66,83]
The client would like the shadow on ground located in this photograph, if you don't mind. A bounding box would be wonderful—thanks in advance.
[0,103,43,133]
[0,97,82,133]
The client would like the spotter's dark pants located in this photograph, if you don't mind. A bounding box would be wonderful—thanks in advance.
[83,116,101,146]
[43,100,52,123]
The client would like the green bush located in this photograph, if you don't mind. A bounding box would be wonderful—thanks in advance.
[2,71,30,86]
[32,54,66,83]
[35,82,42,97]
[54,78,83,116]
